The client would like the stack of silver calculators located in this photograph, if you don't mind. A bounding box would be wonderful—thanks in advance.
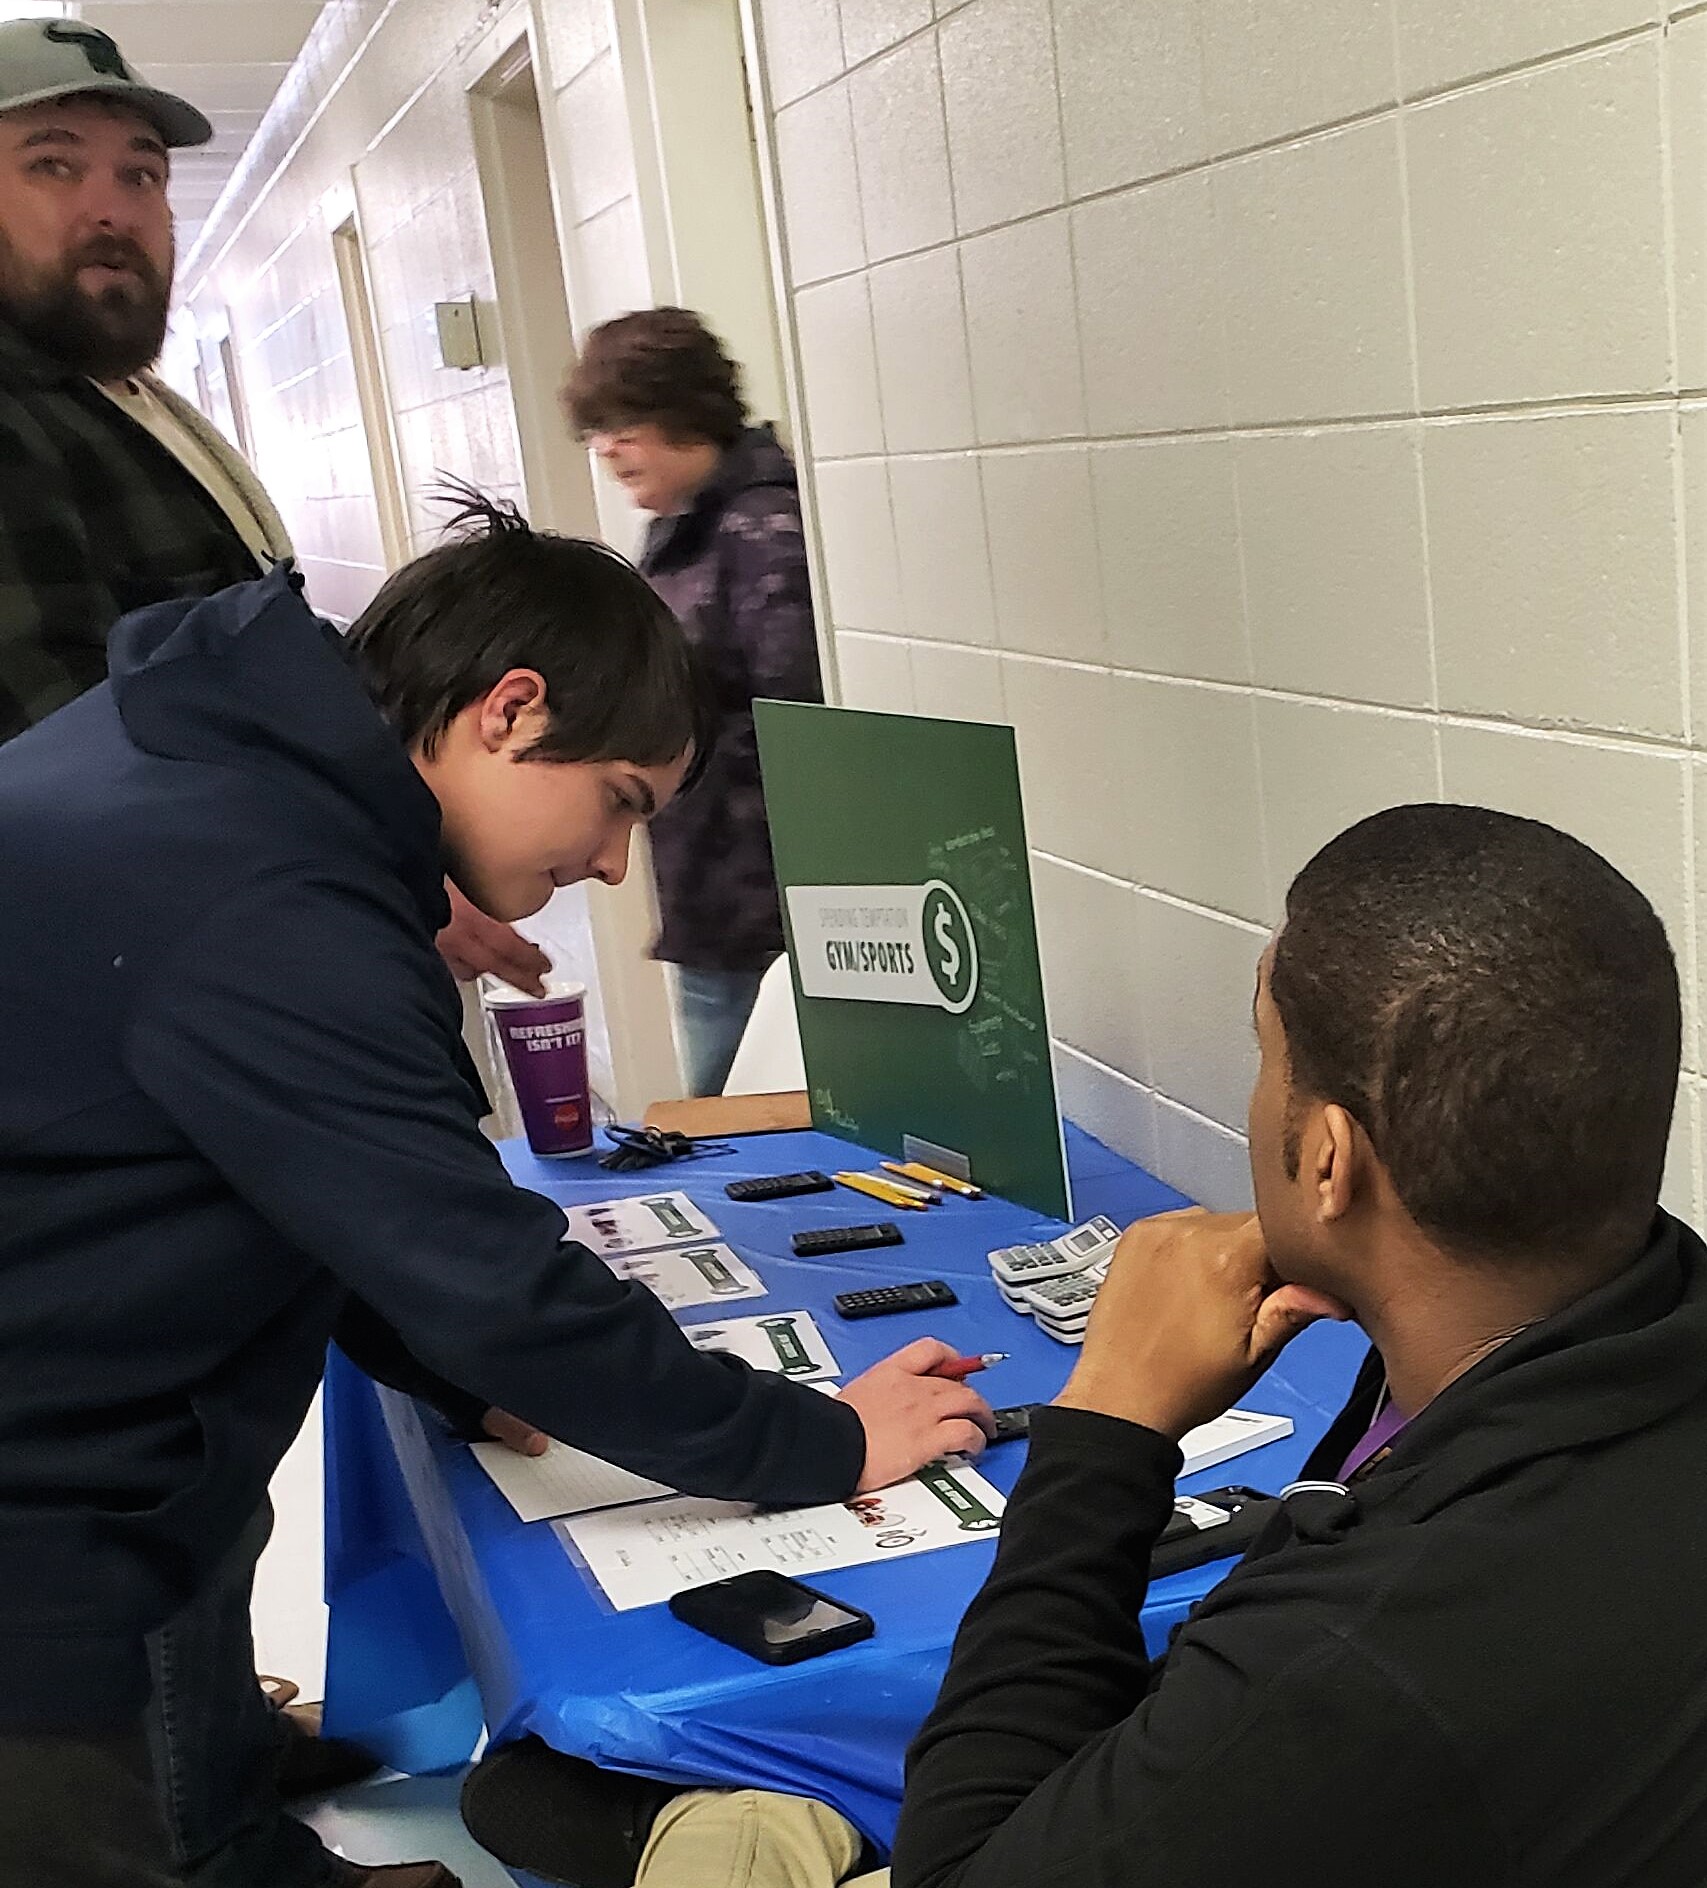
[986,1215,1123,1344]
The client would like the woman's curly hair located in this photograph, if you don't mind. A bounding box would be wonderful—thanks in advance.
[561,307,748,450]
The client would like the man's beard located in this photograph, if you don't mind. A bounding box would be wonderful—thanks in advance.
[0,230,172,382]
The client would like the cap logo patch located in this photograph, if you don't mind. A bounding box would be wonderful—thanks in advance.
[43,21,130,82]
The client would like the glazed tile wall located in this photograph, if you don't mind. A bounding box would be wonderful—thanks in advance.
[759,0,1707,1215]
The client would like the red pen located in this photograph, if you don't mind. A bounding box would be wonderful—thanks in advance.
[935,1351,1009,1381]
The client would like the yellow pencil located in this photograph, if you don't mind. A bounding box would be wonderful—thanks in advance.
[834,1171,931,1211]
[884,1160,984,1200]
[870,1172,937,1205]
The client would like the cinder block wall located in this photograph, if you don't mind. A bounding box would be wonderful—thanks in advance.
[755,0,1707,1215]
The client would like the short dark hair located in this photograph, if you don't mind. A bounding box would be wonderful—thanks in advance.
[344,488,713,776]
[1270,804,1680,1264]
[561,307,747,449]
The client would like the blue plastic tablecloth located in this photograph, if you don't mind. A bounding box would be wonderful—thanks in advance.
[321,1124,1366,1846]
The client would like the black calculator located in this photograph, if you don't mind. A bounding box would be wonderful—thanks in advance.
[791,1222,904,1258]
[725,1171,834,1203]
[832,1278,958,1319]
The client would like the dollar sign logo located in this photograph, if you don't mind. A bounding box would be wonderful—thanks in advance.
[921,882,978,1013]
[933,902,961,987]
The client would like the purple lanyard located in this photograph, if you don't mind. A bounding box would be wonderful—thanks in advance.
[1337,1393,1409,1482]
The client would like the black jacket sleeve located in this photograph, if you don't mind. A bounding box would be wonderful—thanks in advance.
[121,870,865,1507]
[891,1408,1499,1888]
[332,1295,489,1439]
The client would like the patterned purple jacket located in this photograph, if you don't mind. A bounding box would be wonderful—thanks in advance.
[640,426,822,972]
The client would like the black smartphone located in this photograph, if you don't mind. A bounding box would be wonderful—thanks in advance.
[989,1402,1047,1444]
[1150,1486,1279,1578]
[668,1570,875,1665]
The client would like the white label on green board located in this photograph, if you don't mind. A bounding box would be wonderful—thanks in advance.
[786,880,979,1014]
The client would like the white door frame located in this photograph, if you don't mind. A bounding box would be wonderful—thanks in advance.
[463,12,685,1120]
[329,206,411,573]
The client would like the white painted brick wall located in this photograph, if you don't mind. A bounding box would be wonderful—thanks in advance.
[758,0,1707,1217]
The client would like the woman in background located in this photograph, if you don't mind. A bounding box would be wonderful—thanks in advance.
[563,307,820,1097]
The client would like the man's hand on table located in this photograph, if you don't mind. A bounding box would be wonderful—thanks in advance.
[1054,1210,1351,1443]
[437,880,551,995]
[482,1408,549,1456]
[840,1337,998,1492]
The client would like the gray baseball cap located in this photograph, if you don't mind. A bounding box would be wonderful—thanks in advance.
[0,16,211,149]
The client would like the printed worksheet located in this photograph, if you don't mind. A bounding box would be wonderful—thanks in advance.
[558,1461,1008,1611]
[682,1309,840,1382]
[560,1190,720,1255]
[608,1243,766,1312]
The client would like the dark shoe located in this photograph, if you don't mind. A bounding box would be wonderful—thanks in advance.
[322,1860,464,1887]
[460,1738,682,1888]
[276,1703,385,1798]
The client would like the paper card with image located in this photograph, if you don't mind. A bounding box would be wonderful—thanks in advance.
[558,1459,1008,1611]
[561,1190,720,1256]
[607,1243,767,1312]
[682,1309,841,1382]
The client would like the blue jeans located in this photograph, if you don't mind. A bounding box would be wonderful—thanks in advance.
[145,1503,334,1888]
[0,1726,181,1887]
[674,965,770,1098]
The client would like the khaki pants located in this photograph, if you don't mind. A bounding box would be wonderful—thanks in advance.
[634,1788,889,1888]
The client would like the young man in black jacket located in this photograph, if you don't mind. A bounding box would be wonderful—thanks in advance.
[887,803,1706,1888]
[0,506,992,1887]
[618,804,1707,1888]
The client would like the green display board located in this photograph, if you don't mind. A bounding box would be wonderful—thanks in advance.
[755,700,1070,1220]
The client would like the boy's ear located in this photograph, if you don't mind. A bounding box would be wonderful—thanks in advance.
[477,670,549,752]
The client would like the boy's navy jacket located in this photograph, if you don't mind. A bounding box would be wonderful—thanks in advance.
[0,566,864,1731]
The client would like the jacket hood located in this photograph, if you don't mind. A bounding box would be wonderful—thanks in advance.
[710,423,797,500]
[107,563,448,924]
[1296,1213,1707,1536]
[666,424,797,533]
[640,425,799,580]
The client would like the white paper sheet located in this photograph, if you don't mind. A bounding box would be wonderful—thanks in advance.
[558,1460,1008,1611]
[471,1358,842,1525]
[561,1190,721,1255]
[1180,1409,1292,1477]
[608,1243,766,1311]
[681,1310,840,1382]
[471,1438,672,1521]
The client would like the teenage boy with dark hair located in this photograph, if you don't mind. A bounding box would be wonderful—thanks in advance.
[577,804,1707,1888]
[0,504,993,1888]
[0,24,550,1877]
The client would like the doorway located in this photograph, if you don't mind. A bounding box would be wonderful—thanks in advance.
[469,44,600,540]
[467,30,682,1116]
[331,215,410,572]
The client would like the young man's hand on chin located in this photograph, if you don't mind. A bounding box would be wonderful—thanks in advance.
[1053,1210,1351,1442]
